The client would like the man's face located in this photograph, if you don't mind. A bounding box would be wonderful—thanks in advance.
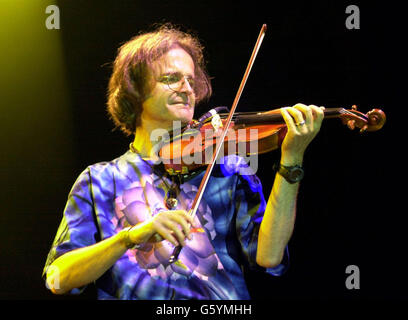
[141,47,196,130]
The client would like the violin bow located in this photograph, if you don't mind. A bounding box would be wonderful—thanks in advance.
[169,24,267,263]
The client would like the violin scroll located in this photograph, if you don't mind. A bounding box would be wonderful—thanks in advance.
[366,108,387,132]
[340,105,386,133]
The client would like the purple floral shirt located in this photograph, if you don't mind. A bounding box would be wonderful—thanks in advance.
[43,150,288,299]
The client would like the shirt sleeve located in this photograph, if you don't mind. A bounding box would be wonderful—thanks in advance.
[42,167,100,294]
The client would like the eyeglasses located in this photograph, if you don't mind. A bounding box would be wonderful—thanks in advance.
[158,72,195,92]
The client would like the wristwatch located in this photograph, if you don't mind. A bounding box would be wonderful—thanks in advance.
[276,164,304,184]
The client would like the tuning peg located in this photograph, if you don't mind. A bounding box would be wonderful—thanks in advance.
[352,105,358,111]
[359,124,368,133]
[347,119,356,130]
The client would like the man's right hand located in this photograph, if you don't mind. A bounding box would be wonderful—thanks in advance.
[128,210,195,247]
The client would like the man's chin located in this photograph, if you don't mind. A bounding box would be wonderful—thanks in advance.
[168,118,192,128]
[170,110,194,125]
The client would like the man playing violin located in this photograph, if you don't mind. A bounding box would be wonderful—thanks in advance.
[43,24,324,299]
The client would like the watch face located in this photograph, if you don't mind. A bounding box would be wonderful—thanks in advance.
[289,168,304,182]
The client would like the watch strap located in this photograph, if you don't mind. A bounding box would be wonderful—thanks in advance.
[275,163,304,184]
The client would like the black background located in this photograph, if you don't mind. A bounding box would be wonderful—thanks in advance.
[1,0,405,303]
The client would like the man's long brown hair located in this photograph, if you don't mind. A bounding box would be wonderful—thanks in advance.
[107,24,212,136]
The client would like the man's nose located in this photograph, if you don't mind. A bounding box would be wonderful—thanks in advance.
[179,77,194,94]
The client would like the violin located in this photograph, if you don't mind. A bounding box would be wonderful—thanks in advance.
[159,105,386,176]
